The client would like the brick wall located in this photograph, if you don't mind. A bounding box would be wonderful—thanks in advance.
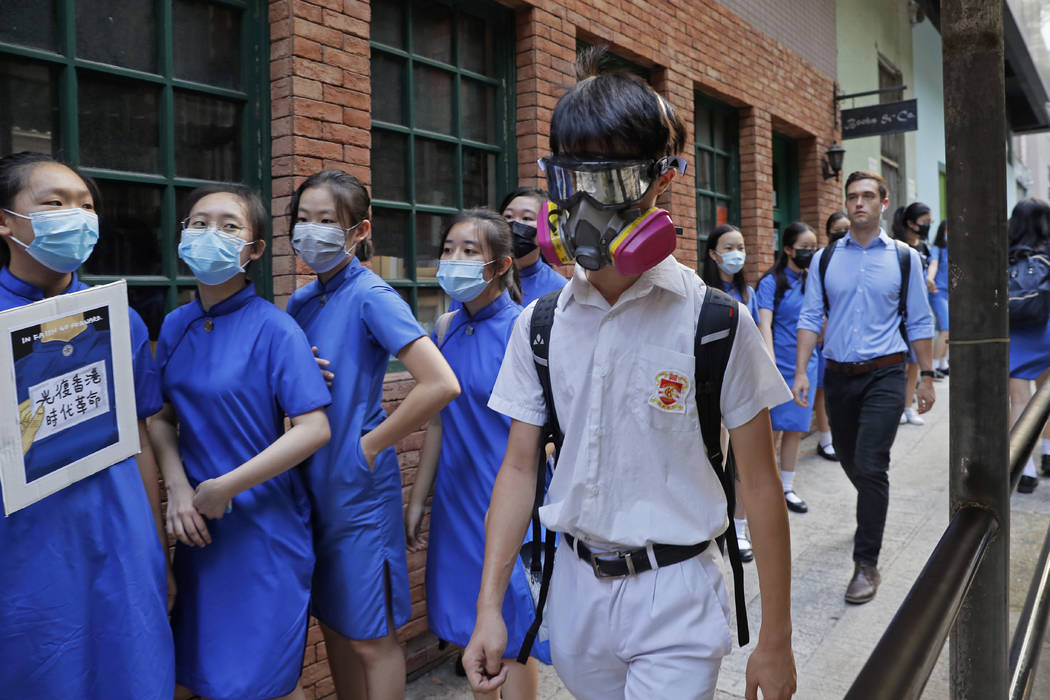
[264,0,841,695]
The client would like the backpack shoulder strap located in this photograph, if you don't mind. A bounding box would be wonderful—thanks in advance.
[434,310,458,347]
[529,289,563,448]
[819,239,838,315]
[694,285,749,647]
[895,240,911,346]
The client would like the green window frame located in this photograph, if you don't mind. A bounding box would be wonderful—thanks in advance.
[369,0,516,332]
[0,0,270,338]
[694,93,739,257]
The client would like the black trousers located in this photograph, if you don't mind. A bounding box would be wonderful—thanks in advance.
[823,363,907,566]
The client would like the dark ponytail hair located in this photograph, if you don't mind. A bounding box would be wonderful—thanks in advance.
[550,46,686,160]
[289,170,373,262]
[761,221,813,310]
[441,208,522,305]
[497,187,547,216]
[0,151,101,268]
[701,224,748,301]
[933,219,947,249]
[891,201,931,242]
[825,210,849,242]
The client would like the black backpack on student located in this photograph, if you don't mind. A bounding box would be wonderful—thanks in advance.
[515,285,749,663]
[819,237,912,345]
[1007,247,1050,328]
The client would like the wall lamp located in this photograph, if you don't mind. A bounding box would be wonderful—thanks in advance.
[822,143,846,181]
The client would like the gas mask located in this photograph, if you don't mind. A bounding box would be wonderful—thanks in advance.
[535,155,686,274]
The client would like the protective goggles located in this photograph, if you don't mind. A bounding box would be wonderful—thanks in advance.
[538,155,687,210]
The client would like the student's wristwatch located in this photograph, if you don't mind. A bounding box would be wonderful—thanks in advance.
[920,370,936,379]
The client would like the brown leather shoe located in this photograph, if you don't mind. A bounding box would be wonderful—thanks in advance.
[844,563,880,604]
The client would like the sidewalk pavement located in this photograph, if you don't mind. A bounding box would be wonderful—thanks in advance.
[407,379,1050,698]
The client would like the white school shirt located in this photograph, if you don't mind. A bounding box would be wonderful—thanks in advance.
[488,255,791,549]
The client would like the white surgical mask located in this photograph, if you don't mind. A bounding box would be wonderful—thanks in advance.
[292,221,359,274]
[717,250,746,275]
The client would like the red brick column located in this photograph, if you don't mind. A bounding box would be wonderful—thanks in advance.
[739,107,775,280]
[654,67,698,268]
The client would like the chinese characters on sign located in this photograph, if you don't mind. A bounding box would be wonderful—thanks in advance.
[28,360,110,441]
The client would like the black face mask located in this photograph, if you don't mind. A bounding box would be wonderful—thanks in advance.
[792,249,815,269]
[509,221,538,258]
[917,223,931,239]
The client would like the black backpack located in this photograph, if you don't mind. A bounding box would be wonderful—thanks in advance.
[515,285,749,663]
[819,237,912,346]
[1007,247,1050,328]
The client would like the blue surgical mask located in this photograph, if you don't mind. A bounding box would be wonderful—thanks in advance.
[437,259,494,303]
[292,221,357,274]
[4,207,100,273]
[718,250,746,275]
[178,228,249,285]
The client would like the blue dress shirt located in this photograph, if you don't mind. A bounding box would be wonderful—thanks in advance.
[798,230,934,363]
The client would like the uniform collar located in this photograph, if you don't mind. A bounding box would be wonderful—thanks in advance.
[843,229,892,249]
[318,256,364,293]
[461,288,515,322]
[519,260,544,279]
[197,282,257,317]
[0,267,84,302]
[786,266,801,281]
[560,254,686,310]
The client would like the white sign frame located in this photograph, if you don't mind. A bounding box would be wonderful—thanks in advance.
[0,281,139,515]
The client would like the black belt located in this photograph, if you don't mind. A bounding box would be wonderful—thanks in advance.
[563,533,709,579]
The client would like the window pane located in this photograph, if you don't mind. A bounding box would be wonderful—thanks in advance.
[371,207,408,279]
[77,1,157,73]
[415,212,445,281]
[463,148,495,209]
[371,53,405,125]
[173,0,241,90]
[697,196,715,241]
[79,71,160,173]
[715,155,728,195]
[417,286,448,334]
[0,58,59,157]
[128,286,169,341]
[694,107,711,147]
[412,1,453,64]
[695,150,712,191]
[461,79,495,143]
[371,0,404,48]
[0,2,58,52]
[414,138,455,206]
[174,91,242,181]
[713,112,728,151]
[458,14,495,76]
[371,130,407,201]
[413,64,454,135]
[83,181,164,276]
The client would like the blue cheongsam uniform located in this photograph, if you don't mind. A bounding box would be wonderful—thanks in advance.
[928,242,949,331]
[425,290,551,663]
[757,270,819,432]
[722,279,759,321]
[519,259,567,307]
[0,268,173,700]
[286,258,422,640]
[156,283,330,700]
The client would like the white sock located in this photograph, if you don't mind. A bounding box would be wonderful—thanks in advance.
[734,518,748,537]
[936,357,945,370]
[781,470,795,492]
[820,431,833,448]
[1042,439,1050,456]
[1024,459,1038,478]
[943,349,949,365]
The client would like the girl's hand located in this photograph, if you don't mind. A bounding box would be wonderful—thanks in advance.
[193,478,232,520]
[405,501,428,551]
[926,278,937,294]
[166,482,211,547]
[360,434,378,470]
[312,346,334,387]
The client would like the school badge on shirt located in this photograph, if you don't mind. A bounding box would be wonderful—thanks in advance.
[649,371,689,413]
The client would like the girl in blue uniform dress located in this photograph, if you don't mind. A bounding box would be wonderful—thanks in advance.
[1007,198,1050,493]
[0,152,174,699]
[501,187,567,307]
[757,222,820,514]
[285,171,460,700]
[926,220,950,376]
[701,223,759,558]
[150,184,331,700]
[814,211,851,462]
[407,210,548,699]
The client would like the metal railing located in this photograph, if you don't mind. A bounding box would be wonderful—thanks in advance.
[844,378,1050,699]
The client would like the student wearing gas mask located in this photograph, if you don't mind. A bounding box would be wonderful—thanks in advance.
[285,171,460,700]
[463,47,797,700]
[501,187,568,306]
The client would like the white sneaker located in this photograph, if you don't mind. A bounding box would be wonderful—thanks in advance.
[903,407,925,426]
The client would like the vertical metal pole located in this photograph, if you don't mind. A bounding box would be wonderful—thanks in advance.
[942,1,1010,698]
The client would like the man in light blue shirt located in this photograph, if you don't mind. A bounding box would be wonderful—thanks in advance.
[792,171,935,605]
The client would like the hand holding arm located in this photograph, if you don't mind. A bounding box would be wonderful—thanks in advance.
[149,403,211,547]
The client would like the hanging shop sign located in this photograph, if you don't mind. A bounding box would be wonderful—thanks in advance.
[841,99,919,139]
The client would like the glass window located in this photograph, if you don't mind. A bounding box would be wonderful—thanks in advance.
[694,93,739,253]
[0,1,268,339]
[370,0,514,323]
